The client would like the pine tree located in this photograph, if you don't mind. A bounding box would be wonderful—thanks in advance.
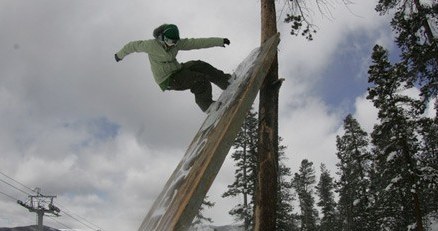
[223,109,258,230]
[190,197,215,230]
[335,114,373,230]
[276,141,299,231]
[370,1,438,229]
[375,0,438,107]
[316,164,339,231]
[225,110,299,230]
[367,45,426,230]
[417,117,438,217]
[292,159,318,231]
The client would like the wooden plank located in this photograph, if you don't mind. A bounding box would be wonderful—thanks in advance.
[138,33,280,231]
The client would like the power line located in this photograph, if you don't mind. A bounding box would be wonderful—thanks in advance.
[0,171,104,231]
[0,189,66,230]
[17,187,61,231]
[0,170,35,193]
[0,189,19,201]
[57,204,104,231]
[61,210,102,231]
[0,178,31,196]
[47,216,74,230]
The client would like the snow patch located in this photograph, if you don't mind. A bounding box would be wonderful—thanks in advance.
[386,152,397,162]
[140,45,262,231]
[353,199,361,206]
[384,175,402,191]
[201,48,260,130]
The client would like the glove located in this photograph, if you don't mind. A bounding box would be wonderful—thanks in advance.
[223,38,230,46]
[115,54,122,62]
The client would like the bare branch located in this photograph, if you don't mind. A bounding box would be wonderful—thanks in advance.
[283,0,351,40]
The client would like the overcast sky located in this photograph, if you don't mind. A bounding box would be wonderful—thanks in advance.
[0,0,403,230]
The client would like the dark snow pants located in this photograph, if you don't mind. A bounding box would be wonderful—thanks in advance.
[168,60,230,111]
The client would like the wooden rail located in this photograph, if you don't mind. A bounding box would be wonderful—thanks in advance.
[138,33,280,231]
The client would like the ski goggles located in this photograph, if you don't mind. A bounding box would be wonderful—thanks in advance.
[164,36,178,46]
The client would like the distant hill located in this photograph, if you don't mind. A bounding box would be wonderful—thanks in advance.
[0,226,60,231]
[195,224,244,231]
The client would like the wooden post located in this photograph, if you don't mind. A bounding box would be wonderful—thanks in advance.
[254,0,280,230]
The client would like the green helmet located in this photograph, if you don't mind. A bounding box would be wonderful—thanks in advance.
[163,24,180,40]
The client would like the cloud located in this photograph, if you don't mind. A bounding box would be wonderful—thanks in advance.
[353,93,379,133]
[276,0,390,168]
[0,0,400,230]
[280,96,342,174]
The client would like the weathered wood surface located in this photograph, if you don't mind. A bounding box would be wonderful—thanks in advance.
[138,33,280,231]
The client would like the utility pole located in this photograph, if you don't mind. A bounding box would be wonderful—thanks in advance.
[17,188,61,231]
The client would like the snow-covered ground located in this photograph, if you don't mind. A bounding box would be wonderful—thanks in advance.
[193,224,243,231]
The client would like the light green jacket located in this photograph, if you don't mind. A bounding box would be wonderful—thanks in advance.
[116,37,224,90]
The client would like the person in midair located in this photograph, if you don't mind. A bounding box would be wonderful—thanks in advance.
[115,24,231,112]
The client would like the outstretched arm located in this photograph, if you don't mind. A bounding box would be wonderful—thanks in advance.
[114,40,154,61]
[177,38,230,50]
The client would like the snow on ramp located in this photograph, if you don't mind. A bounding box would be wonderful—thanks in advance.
[138,33,280,231]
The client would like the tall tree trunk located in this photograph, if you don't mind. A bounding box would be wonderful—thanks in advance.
[402,148,425,231]
[254,0,280,230]
[243,122,249,230]
[412,192,424,231]
[413,0,435,43]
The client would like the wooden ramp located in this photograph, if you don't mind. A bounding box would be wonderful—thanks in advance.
[139,33,280,231]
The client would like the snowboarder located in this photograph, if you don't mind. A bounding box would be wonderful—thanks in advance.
[115,24,231,112]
